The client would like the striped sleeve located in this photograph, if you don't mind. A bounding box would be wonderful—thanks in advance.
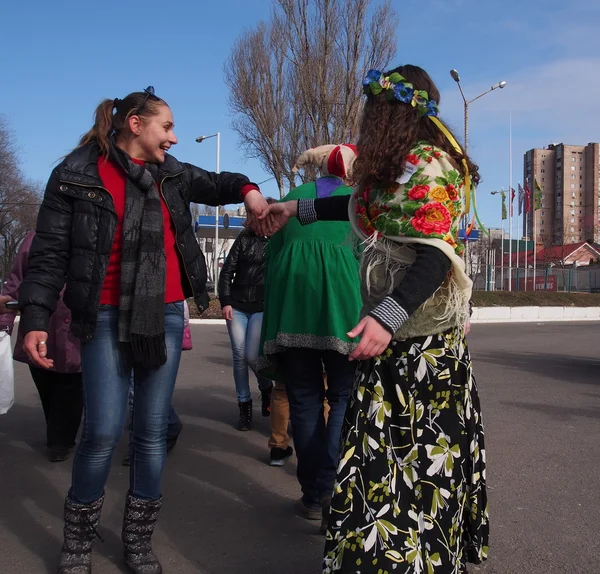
[369,296,410,335]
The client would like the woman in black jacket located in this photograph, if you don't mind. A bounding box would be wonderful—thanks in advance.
[18,87,269,574]
[219,218,274,431]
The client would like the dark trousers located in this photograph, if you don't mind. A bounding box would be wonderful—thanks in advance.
[281,348,355,507]
[29,366,83,449]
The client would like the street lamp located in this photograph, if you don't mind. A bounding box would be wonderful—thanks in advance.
[196,132,221,297]
[449,69,507,154]
[450,69,506,275]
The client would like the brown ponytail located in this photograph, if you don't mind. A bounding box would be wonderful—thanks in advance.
[78,99,115,157]
[75,91,167,157]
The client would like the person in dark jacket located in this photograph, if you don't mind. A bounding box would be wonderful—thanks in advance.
[17,87,269,574]
[219,215,274,431]
[0,231,83,463]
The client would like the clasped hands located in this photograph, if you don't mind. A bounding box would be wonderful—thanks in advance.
[243,192,297,237]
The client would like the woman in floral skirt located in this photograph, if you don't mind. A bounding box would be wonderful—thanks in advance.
[264,64,488,573]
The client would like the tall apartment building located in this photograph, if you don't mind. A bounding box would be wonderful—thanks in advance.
[523,142,600,246]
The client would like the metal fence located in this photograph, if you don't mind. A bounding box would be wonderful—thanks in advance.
[470,265,600,292]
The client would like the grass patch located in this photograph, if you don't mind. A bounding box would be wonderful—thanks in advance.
[472,291,600,307]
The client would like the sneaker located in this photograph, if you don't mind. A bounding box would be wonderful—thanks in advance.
[295,498,322,521]
[269,446,293,467]
[260,385,273,417]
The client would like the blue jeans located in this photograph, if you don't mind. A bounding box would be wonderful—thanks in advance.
[70,302,184,503]
[127,380,182,457]
[281,348,355,507]
[226,308,272,403]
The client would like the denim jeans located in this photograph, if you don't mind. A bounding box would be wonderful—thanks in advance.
[70,302,184,503]
[226,308,272,403]
[127,378,182,458]
[281,348,355,508]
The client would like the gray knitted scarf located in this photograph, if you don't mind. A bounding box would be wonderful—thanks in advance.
[108,142,167,368]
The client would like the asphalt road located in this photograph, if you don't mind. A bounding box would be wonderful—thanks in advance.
[0,322,599,574]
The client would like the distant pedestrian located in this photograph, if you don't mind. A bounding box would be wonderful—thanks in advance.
[0,231,82,463]
[219,208,275,431]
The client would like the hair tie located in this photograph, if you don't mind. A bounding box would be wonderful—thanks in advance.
[113,98,120,108]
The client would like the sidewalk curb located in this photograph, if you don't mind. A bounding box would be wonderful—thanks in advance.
[471,306,600,323]
[190,307,600,326]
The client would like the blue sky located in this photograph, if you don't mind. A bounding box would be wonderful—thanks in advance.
[1,0,599,233]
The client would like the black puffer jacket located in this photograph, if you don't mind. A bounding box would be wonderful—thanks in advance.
[19,142,253,341]
[218,230,268,313]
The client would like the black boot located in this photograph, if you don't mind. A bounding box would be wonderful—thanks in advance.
[260,385,273,417]
[58,494,105,574]
[122,493,163,574]
[237,400,252,431]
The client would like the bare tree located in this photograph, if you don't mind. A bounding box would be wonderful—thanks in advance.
[0,115,42,281]
[225,0,398,197]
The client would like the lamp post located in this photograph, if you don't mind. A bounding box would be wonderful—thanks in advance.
[196,132,221,297]
[449,70,507,154]
[449,70,507,275]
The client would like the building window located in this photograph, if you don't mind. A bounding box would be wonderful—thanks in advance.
[571,184,576,188]
[571,166,576,171]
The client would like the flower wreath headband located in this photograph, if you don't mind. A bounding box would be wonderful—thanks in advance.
[363,69,485,231]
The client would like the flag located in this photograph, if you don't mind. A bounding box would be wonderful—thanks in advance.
[501,190,507,220]
[534,177,543,210]
[510,187,516,217]
[524,180,531,213]
[518,183,525,215]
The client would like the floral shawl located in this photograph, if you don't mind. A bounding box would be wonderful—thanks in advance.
[350,142,473,328]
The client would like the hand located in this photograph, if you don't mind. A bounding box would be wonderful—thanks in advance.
[23,331,54,369]
[244,190,270,236]
[464,318,471,336]
[221,305,234,321]
[348,316,392,361]
[0,295,16,314]
[258,201,298,235]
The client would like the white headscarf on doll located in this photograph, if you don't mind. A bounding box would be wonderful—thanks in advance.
[293,144,358,180]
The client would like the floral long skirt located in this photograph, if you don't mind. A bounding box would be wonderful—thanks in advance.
[323,329,488,574]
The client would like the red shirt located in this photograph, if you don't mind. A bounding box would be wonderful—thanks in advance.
[98,158,185,305]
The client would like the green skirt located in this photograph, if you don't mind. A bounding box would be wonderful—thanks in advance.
[323,329,488,574]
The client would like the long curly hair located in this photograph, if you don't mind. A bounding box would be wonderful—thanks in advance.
[351,64,480,188]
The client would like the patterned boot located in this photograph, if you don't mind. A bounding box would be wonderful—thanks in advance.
[122,493,163,574]
[58,494,105,574]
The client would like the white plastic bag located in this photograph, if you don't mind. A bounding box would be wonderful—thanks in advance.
[0,330,14,415]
